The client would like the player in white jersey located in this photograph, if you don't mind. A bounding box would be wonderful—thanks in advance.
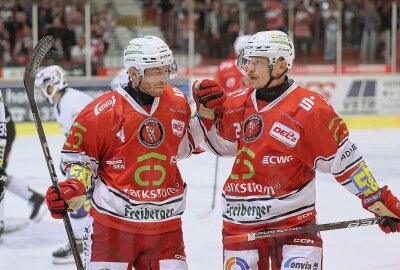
[0,90,7,238]
[1,103,47,234]
[35,65,93,264]
[110,68,129,90]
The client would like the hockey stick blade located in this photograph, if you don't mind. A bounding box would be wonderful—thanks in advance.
[23,35,84,270]
[24,36,54,101]
[224,217,384,245]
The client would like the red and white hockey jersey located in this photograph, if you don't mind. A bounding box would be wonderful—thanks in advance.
[216,59,251,94]
[207,82,379,235]
[0,91,6,169]
[61,85,206,235]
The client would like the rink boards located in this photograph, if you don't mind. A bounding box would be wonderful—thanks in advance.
[0,74,399,135]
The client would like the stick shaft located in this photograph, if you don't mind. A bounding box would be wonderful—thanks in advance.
[23,36,84,270]
[223,217,382,245]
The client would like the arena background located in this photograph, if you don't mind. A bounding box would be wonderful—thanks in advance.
[0,0,399,136]
[1,1,400,269]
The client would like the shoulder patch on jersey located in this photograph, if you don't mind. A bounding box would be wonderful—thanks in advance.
[243,114,264,143]
[94,95,116,116]
[138,118,164,148]
[269,122,300,148]
[228,87,251,98]
[171,86,185,98]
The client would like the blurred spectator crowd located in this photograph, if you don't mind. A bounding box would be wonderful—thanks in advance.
[0,0,399,71]
[154,0,400,65]
[0,0,115,71]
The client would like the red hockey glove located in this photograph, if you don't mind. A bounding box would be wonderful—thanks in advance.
[361,186,400,233]
[46,178,86,219]
[192,79,226,130]
[193,79,226,109]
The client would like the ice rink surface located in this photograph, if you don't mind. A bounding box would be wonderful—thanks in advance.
[0,128,399,269]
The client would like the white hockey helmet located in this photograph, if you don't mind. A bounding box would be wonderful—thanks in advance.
[123,35,177,80]
[239,30,295,70]
[233,35,251,56]
[34,65,68,104]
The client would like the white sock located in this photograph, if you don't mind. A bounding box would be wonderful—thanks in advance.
[6,175,32,201]
[70,215,88,240]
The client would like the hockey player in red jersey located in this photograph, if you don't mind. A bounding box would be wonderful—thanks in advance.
[44,36,224,270]
[197,30,400,269]
[215,35,251,95]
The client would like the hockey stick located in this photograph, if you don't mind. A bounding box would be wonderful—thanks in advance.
[224,216,387,245]
[211,155,219,210]
[23,35,84,270]
[198,154,220,219]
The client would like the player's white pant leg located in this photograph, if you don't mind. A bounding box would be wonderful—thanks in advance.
[159,259,188,270]
[224,249,259,270]
[6,176,31,200]
[0,193,4,225]
[70,214,88,239]
[83,216,94,268]
[281,245,322,270]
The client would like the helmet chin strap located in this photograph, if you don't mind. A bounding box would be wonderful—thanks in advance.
[263,67,288,89]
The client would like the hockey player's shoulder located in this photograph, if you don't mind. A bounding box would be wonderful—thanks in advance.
[218,59,236,71]
[62,88,93,107]
[85,91,119,118]
[227,87,252,99]
[289,84,335,128]
[226,87,253,105]
[221,87,252,116]
[294,85,332,111]
[164,85,187,100]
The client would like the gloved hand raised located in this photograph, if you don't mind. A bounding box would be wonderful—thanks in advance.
[361,186,400,233]
[46,178,86,219]
[193,79,226,109]
[192,79,226,120]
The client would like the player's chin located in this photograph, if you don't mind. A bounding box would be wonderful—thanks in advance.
[250,79,261,89]
[151,87,165,97]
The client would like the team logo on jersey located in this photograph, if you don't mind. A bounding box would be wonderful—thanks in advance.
[243,114,264,143]
[172,119,185,137]
[262,155,293,165]
[270,122,299,148]
[225,257,250,270]
[283,256,319,270]
[94,96,116,116]
[138,118,164,148]
[105,157,125,170]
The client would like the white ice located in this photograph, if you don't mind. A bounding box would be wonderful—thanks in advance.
[0,129,399,269]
